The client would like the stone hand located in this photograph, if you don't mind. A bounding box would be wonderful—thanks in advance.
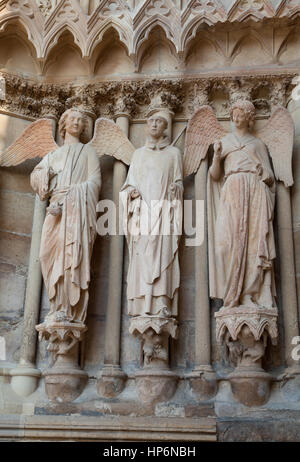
[169,183,178,194]
[213,140,222,160]
[130,189,140,199]
[48,167,57,179]
[47,203,62,216]
[256,164,263,176]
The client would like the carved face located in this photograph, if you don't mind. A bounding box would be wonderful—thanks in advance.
[232,108,249,130]
[147,116,167,139]
[65,110,85,138]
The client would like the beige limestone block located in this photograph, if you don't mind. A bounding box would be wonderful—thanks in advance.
[0,191,34,235]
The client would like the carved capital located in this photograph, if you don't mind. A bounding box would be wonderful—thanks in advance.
[215,306,278,346]
[113,94,137,119]
[36,318,87,357]
[130,316,178,368]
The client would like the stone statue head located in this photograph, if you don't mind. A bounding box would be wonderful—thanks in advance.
[59,107,87,142]
[230,100,255,131]
[146,111,168,139]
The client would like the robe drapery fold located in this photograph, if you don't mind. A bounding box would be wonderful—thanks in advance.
[208,133,276,309]
[30,143,101,322]
[120,138,183,317]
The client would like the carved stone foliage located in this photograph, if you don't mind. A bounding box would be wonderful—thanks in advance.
[0,73,295,121]
[37,0,56,17]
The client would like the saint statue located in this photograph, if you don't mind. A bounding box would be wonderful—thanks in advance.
[121,112,183,324]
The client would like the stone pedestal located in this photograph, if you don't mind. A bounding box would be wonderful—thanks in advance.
[97,365,127,399]
[215,306,278,407]
[135,369,178,406]
[36,319,88,402]
[44,355,88,403]
[188,365,218,401]
[10,363,41,398]
[228,366,272,407]
[129,316,178,405]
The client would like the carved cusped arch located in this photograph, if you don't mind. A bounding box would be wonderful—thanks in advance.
[42,30,89,78]
[183,29,226,68]
[42,22,86,61]
[133,15,180,63]
[0,13,42,59]
[90,27,134,76]
[276,26,300,65]
[86,18,133,59]
[230,29,273,66]
[134,22,180,72]
[0,19,41,75]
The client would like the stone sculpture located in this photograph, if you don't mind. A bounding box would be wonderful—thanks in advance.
[0,108,133,402]
[184,100,294,405]
[112,111,184,403]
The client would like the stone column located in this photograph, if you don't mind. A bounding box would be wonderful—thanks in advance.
[278,96,300,403]
[97,114,129,398]
[277,182,300,369]
[188,159,217,400]
[10,116,57,397]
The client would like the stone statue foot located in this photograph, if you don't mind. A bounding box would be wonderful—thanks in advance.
[240,295,258,308]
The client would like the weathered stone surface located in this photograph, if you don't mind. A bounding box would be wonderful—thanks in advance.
[0,0,299,443]
[218,417,300,442]
[0,414,217,441]
[0,231,31,268]
[0,190,34,235]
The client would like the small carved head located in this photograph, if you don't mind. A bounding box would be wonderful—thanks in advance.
[59,107,87,142]
[146,111,168,139]
[230,100,255,131]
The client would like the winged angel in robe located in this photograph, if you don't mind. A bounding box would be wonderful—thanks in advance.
[0,108,134,354]
[183,100,294,311]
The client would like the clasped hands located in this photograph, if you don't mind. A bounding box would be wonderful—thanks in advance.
[130,183,179,200]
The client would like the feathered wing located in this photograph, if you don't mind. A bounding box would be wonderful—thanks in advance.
[0,119,58,167]
[257,106,294,187]
[183,105,228,178]
[88,118,135,165]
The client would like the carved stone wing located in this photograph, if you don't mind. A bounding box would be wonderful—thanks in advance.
[0,119,58,167]
[183,105,228,178]
[88,118,135,166]
[257,106,294,187]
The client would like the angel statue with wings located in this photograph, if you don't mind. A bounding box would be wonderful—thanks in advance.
[0,108,133,360]
[183,100,294,401]
[208,100,277,310]
[184,100,294,312]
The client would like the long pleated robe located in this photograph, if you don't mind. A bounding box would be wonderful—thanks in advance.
[208,132,276,309]
[30,143,101,323]
[120,137,183,318]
